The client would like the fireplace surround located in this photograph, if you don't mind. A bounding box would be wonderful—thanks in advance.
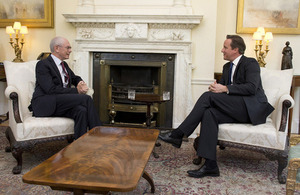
[63,9,202,128]
[93,52,175,127]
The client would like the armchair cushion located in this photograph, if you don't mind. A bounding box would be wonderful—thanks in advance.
[4,61,37,120]
[263,88,279,108]
[260,68,294,119]
[22,117,74,140]
[218,118,283,149]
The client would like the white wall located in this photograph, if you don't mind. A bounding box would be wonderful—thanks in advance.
[0,0,298,132]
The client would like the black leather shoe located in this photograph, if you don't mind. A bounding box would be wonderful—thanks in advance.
[158,132,182,148]
[187,164,220,178]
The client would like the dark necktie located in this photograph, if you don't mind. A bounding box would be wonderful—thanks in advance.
[60,61,70,84]
[228,62,233,85]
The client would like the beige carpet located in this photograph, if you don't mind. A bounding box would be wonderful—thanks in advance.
[0,126,289,195]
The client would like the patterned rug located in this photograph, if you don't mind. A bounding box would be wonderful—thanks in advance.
[0,126,289,195]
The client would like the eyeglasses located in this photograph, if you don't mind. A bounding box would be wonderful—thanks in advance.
[58,45,72,50]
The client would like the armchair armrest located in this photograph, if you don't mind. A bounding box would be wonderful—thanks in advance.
[275,94,294,132]
[5,85,19,98]
[4,86,22,123]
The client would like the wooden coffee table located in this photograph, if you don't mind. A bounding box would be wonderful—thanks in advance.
[22,126,159,194]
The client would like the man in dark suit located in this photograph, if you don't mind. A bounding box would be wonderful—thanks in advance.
[29,36,102,139]
[159,35,274,178]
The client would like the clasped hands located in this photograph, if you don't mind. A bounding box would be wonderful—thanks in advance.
[77,81,89,94]
[208,81,228,93]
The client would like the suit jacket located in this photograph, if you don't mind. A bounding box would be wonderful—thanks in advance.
[219,55,274,125]
[29,55,83,116]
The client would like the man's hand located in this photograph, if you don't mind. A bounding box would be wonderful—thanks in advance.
[208,81,228,93]
[77,81,89,94]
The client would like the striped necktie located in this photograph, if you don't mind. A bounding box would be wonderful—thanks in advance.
[60,61,70,84]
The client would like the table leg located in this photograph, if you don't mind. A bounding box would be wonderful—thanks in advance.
[152,146,159,158]
[145,103,160,158]
[142,171,155,193]
[146,103,160,158]
[145,103,152,127]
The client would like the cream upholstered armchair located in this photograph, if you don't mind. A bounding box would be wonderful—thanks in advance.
[216,67,294,184]
[286,134,300,194]
[4,60,92,174]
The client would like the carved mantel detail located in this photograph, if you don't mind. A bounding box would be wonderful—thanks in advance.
[64,14,202,42]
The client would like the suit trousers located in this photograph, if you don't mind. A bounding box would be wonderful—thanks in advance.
[53,94,102,139]
[178,91,251,161]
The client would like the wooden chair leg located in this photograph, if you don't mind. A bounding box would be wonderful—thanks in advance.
[277,153,288,184]
[11,146,23,174]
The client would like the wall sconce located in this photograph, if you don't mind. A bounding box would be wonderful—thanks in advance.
[252,27,273,67]
[6,21,28,62]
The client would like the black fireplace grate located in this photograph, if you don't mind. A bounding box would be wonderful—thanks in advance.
[111,83,156,104]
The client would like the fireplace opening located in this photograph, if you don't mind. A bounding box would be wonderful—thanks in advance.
[111,66,158,86]
[93,52,175,128]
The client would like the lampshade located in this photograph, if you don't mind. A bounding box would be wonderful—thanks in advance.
[252,31,262,40]
[6,26,15,34]
[256,27,265,36]
[20,26,28,34]
[264,32,273,41]
[13,22,21,30]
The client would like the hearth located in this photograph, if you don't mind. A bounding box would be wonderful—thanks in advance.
[93,52,175,128]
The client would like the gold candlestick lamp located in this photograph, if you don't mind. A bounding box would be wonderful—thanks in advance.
[252,27,273,67]
[6,22,28,62]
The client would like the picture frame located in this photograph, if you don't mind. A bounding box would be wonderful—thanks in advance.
[236,0,300,34]
[0,0,54,28]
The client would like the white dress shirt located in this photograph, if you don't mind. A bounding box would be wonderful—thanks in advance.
[51,54,68,88]
[230,55,242,84]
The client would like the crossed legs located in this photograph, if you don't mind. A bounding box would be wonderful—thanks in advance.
[159,91,251,178]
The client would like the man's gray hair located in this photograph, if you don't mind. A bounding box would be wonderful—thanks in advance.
[50,36,65,53]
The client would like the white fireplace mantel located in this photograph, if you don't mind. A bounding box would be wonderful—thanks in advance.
[63,14,202,26]
[63,13,203,128]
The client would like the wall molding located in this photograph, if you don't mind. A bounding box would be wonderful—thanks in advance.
[191,78,215,85]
